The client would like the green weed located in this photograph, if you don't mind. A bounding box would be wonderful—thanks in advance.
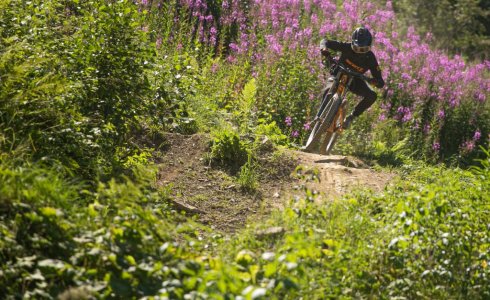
[209,128,250,173]
[237,154,259,192]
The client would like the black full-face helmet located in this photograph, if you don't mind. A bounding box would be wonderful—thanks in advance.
[351,27,372,53]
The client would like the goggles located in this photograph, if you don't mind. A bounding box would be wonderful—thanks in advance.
[352,44,371,53]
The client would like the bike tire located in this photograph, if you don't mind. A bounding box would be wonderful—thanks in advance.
[304,93,335,151]
[325,132,339,155]
[319,131,334,155]
[317,95,342,155]
[303,121,321,152]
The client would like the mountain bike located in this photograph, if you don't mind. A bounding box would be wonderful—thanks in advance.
[303,57,374,155]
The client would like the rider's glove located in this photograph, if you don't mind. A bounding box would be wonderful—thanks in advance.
[320,39,330,57]
[321,48,330,57]
[368,78,378,86]
[320,38,328,49]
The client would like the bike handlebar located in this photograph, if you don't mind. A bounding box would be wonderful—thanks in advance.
[324,56,373,83]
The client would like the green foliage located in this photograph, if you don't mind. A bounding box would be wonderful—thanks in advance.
[0,159,205,299]
[64,0,155,178]
[0,0,75,163]
[209,128,250,172]
[437,99,490,163]
[0,163,80,297]
[146,50,199,134]
[215,153,490,299]
[1,0,489,298]
[255,52,321,144]
[334,108,412,166]
[236,78,258,134]
[255,121,288,146]
[0,0,198,181]
[3,153,489,298]
[393,0,490,59]
[237,154,258,191]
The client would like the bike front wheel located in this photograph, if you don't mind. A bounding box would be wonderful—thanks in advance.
[320,132,339,155]
[304,94,334,151]
[304,94,342,153]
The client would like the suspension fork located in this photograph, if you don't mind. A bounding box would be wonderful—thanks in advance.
[337,101,348,132]
[326,74,351,133]
[326,98,347,133]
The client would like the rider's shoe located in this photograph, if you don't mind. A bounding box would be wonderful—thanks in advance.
[343,114,355,129]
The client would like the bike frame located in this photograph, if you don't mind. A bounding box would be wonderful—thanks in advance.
[303,57,372,155]
[326,72,355,134]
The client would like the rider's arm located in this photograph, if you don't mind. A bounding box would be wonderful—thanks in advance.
[320,39,351,54]
[368,55,385,88]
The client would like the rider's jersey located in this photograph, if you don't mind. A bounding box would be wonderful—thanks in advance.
[323,39,385,88]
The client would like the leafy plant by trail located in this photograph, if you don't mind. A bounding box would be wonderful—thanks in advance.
[0,0,197,182]
[0,160,199,299]
[2,148,488,298]
[208,128,249,173]
[237,153,258,191]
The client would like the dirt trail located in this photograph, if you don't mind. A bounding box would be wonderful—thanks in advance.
[284,150,394,202]
[157,133,395,231]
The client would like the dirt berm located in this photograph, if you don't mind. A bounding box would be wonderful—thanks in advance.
[157,133,394,232]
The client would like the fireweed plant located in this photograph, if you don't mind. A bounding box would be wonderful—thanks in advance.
[141,0,489,163]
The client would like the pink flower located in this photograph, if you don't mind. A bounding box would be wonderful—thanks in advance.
[291,130,299,138]
[462,140,475,152]
[303,122,311,131]
[432,142,440,152]
[476,92,486,102]
[226,55,237,63]
[401,73,411,81]
[229,43,239,52]
[402,109,412,122]
[437,109,445,119]
[473,130,481,141]
[285,116,292,127]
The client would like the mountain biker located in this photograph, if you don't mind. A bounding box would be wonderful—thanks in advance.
[319,26,385,129]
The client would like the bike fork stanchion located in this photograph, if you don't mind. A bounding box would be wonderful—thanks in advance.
[319,131,333,155]
[321,103,346,155]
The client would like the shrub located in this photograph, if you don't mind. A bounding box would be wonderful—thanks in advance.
[209,128,249,173]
